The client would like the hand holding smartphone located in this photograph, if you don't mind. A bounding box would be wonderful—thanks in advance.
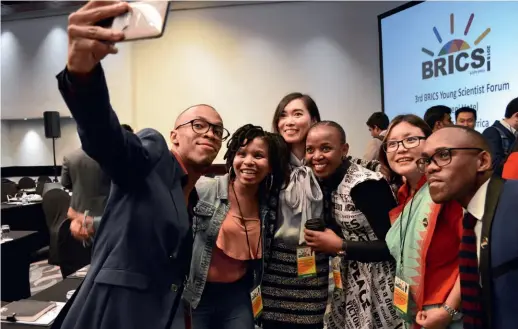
[66,1,170,75]
[97,1,171,42]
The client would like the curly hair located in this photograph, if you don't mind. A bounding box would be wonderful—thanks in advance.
[224,124,290,267]
[224,124,290,195]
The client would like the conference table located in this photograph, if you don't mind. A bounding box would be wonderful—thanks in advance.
[1,277,82,329]
[1,201,46,233]
[1,201,49,253]
[1,231,40,302]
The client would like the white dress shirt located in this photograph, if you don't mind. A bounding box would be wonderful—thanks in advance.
[466,179,490,262]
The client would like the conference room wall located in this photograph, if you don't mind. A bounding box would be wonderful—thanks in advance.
[132,1,400,161]
[1,15,134,121]
[1,14,134,166]
[1,1,401,166]
[1,121,14,167]
[1,119,80,167]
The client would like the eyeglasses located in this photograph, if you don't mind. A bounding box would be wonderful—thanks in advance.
[383,136,426,153]
[416,147,484,173]
[175,119,230,141]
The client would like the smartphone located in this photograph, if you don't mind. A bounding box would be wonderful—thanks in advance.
[96,1,171,42]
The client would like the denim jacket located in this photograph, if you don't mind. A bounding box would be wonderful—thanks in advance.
[183,174,269,309]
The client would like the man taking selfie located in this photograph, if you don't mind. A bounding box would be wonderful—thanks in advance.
[51,1,228,328]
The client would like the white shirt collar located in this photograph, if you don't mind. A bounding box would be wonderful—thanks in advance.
[500,119,517,135]
[466,178,490,220]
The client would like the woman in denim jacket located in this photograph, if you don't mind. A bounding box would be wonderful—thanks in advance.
[183,124,289,329]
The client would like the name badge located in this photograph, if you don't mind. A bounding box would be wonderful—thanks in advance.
[251,286,263,319]
[393,276,409,315]
[296,246,317,278]
[331,257,343,289]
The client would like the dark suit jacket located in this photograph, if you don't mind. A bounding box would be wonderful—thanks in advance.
[61,148,111,217]
[480,177,518,329]
[482,121,516,176]
[52,65,194,329]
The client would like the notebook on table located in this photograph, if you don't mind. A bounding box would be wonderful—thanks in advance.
[69,264,90,278]
[1,300,65,326]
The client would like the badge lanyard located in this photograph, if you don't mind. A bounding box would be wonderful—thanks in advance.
[232,182,264,319]
[392,194,417,319]
[398,195,416,276]
[232,182,262,260]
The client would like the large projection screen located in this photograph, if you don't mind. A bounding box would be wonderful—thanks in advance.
[378,1,518,131]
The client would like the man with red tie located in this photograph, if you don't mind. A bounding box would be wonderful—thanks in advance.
[417,126,518,329]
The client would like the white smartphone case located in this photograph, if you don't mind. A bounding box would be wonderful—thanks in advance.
[112,1,171,41]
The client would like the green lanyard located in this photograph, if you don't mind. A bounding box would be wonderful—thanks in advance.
[398,196,416,276]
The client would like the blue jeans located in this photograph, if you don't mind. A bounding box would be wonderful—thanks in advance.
[192,277,254,329]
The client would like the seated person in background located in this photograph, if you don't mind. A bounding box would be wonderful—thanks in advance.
[455,107,477,129]
[63,124,134,242]
[184,124,289,329]
[424,105,453,132]
[482,97,518,176]
[420,126,518,329]
[363,112,390,161]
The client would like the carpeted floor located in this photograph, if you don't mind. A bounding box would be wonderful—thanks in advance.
[29,260,62,295]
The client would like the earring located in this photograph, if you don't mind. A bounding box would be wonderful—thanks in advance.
[228,166,234,177]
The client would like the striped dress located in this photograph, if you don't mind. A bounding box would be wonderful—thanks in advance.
[261,154,328,328]
[261,239,329,327]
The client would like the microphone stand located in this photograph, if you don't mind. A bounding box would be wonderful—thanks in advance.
[52,137,58,182]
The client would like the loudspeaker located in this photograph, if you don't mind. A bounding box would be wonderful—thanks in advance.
[43,111,61,138]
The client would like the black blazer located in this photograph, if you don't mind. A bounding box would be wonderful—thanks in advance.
[482,121,516,176]
[52,65,194,329]
[479,177,518,329]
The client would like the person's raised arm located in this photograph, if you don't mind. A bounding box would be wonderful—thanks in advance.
[57,1,155,186]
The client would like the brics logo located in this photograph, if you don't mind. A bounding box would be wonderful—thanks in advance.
[422,13,491,80]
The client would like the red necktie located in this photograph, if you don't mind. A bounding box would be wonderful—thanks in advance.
[459,212,484,329]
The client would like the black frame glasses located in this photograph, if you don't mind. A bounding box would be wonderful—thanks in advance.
[175,119,230,141]
[383,136,426,153]
[416,147,484,173]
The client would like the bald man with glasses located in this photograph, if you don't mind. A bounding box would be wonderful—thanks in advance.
[419,126,518,329]
[51,2,229,329]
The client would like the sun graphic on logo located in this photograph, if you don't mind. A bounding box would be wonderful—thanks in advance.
[422,13,491,57]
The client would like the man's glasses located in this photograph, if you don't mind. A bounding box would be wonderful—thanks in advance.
[416,147,484,173]
[383,136,426,153]
[175,119,230,141]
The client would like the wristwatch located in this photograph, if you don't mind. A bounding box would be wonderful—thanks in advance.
[442,304,462,321]
[337,240,347,256]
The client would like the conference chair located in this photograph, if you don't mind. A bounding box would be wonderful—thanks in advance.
[57,219,92,278]
[18,176,36,189]
[1,182,18,202]
[35,176,52,194]
[42,189,71,265]
[42,182,64,197]
[38,176,52,183]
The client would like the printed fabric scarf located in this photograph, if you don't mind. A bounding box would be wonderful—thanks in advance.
[318,159,349,237]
